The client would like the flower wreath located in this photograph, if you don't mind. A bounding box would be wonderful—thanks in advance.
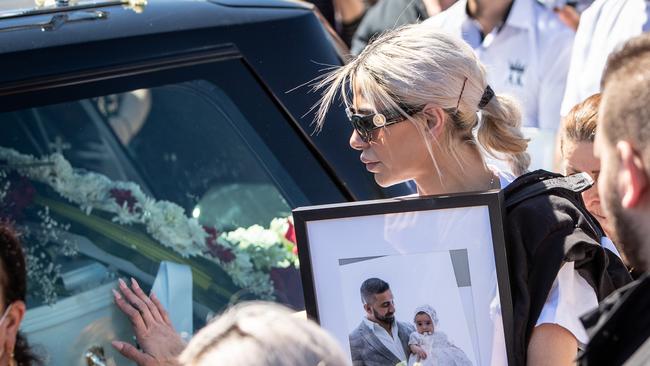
[0,147,298,302]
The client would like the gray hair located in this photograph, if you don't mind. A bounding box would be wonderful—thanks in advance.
[179,301,350,366]
[313,24,530,176]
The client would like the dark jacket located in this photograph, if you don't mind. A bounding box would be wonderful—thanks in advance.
[350,0,428,55]
[349,320,414,366]
[578,273,650,366]
[503,171,632,365]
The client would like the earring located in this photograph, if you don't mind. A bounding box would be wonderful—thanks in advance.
[9,351,16,366]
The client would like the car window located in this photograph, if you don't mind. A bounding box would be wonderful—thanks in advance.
[0,78,319,365]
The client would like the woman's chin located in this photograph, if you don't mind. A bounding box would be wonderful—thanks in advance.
[373,173,399,188]
[598,219,614,238]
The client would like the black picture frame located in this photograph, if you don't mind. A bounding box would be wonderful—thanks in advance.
[293,190,514,366]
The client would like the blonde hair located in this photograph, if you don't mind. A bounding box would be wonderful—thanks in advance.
[314,24,530,176]
[560,93,601,154]
[179,302,350,366]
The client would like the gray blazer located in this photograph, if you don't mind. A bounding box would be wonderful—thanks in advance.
[349,320,414,366]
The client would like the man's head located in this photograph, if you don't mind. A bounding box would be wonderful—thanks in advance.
[594,33,650,272]
[179,302,349,366]
[360,278,395,326]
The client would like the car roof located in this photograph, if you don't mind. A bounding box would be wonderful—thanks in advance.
[0,0,313,54]
[0,0,411,201]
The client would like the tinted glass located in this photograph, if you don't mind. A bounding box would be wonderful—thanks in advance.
[1,78,320,365]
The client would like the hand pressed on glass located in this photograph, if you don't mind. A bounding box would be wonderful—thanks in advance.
[112,278,186,366]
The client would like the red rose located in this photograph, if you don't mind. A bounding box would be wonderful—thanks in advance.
[284,220,296,244]
[109,188,138,213]
[203,226,235,263]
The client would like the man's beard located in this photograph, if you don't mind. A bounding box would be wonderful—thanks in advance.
[605,184,648,271]
[373,308,395,326]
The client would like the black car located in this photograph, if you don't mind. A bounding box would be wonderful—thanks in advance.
[0,0,409,364]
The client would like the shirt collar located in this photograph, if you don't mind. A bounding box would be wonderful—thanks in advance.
[503,0,535,31]
[363,317,396,333]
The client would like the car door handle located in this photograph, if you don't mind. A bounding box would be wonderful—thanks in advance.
[85,345,108,366]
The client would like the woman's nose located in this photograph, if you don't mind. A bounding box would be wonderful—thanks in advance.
[349,129,369,151]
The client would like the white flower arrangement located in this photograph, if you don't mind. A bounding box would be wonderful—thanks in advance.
[0,147,299,301]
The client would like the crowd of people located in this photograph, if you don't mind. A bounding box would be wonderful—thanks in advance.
[2,0,650,365]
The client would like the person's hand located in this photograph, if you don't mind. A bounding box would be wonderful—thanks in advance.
[111,278,186,366]
[410,344,427,360]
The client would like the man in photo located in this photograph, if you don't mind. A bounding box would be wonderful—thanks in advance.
[349,278,414,365]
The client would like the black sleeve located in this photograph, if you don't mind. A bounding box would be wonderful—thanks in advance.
[350,2,384,55]
[350,0,426,55]
[505,194,631,364]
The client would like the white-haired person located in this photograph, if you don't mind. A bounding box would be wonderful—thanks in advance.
[178,302,349,366]
[313,24,629,365]
[112,279,350,366]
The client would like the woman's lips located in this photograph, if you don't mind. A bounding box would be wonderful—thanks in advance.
[360,156,380,172]
[361,159,380,172]
[365,162,380,171]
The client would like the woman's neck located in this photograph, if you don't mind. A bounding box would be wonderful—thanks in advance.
[414,147,497,196]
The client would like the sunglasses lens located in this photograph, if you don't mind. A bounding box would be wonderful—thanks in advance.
[348,114,375,142]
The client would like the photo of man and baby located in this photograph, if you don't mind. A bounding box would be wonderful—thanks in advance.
[349,278,473,366]
[338,251,483,366]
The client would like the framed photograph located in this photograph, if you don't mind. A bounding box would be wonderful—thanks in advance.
[293,191,513,366]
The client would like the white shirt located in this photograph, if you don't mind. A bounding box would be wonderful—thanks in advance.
[363,318,407,361]
[424,0,574,132]
[560,0,650,116]
[535,237,622,346]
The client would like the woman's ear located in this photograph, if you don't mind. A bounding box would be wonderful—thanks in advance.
[2,301,25,354]
[421,104,447,138]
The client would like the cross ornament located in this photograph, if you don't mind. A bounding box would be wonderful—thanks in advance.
[48,136,71,154]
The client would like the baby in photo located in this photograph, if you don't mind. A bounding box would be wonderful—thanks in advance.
[408,305,473,366]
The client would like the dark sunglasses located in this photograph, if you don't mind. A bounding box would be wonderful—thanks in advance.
[345,105,423,142]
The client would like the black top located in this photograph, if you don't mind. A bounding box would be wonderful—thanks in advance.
[578,273,650,366]
[503,171,632,365]
[350,0,428,55]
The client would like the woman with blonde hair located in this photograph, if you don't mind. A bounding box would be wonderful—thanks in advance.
[560,93,639,275]
[110,24,629,366]
[313,24,630,365]
[560,94,610,235]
